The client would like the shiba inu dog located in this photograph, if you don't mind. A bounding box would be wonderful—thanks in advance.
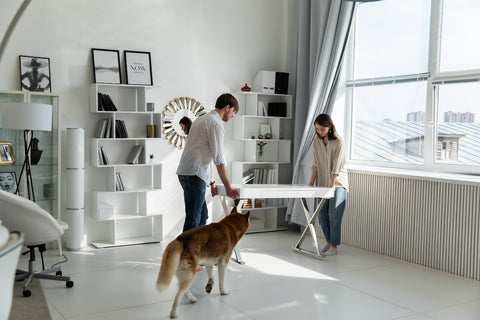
[156,207,250,318]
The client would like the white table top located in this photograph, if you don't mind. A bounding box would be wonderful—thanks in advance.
[218,184,335,199]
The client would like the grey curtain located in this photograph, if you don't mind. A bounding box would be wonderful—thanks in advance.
[286,0,356,225]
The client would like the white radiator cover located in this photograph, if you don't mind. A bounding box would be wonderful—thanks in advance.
[341,170,480,280]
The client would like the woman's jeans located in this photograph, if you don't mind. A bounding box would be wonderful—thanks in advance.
[178,175,208,232]
[318,187,347,246]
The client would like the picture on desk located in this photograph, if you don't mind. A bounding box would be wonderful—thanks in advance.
[0,171,18,194]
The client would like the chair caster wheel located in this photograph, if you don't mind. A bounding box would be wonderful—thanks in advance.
[23,289,31,297]
[66,281,74,288]
[56,271,62,276]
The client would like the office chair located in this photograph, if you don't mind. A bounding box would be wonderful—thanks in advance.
[0,228,23,319]
[0,190,74,297]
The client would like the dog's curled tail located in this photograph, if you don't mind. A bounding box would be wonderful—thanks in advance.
[156,239,182,292]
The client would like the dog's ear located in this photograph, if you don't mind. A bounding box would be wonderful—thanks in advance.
[230,206,238,215]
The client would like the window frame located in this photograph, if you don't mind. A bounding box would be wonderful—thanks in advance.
[344,0,480,175]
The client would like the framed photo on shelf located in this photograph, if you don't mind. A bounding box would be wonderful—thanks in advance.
[124,50,153,85]
[91,48,121,84]
[0,142,15,165]
[259,123,271,138]
[19,55,51,92]
[0,171,18,194]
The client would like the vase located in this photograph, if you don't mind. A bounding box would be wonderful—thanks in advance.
[258,150,264,162]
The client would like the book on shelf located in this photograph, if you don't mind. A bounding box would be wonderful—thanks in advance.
[240,199,252,209]
[250,168,275,184]
[115,120,129,138]
[127,145,143,164]
[98,148,104,165]
[242,170,255,184]
[98,92,118,111]
[115,172,125,191]
[95,119,108,138]
[99,146,110,165]
[104,118,111,138]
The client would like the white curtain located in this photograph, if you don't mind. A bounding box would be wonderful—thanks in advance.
[286,0,356,225]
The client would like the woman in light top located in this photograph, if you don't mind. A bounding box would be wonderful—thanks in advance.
[308,114,348,256]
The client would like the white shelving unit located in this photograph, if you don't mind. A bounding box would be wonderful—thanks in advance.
[89,84,163,248]
[232,92,293,233]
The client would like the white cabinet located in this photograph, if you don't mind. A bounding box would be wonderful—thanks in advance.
[0,90,60,220]
[232,92,292,233]
[89,84,163,248]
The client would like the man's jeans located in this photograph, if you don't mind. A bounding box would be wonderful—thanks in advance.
[318,187,348,246]
[178,175,208,232]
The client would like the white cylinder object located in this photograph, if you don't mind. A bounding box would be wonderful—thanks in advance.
[66,209,84,251]
[66,170,84,209]
[65,128,85,251]
[67,127,85,168]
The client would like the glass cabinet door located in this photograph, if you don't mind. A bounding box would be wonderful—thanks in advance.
[0,91,60,219]
[29,94,59,218]
[0,91,27,202]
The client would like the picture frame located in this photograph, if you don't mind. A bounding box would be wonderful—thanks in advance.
[19,55,51,92]
[124,50,153,85]
[259,123,271,137]
[0,171,18,194]
[91,48,121,84]
[0,142,15,165]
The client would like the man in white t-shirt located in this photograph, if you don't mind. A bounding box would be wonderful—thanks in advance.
[176,93,239,232]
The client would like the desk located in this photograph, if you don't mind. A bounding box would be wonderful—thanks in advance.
[218,184,335,262]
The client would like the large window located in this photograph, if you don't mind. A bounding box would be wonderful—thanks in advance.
[346,0,480,173]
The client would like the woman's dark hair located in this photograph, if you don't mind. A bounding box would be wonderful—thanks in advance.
[215,93,239,113]
[314,114,338,140]
[179,116,192,134]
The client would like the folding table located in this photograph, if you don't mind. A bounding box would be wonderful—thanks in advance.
[217,184,335,263]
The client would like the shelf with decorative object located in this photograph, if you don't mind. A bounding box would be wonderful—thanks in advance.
[89,84,163,247]
[231,92,292,233]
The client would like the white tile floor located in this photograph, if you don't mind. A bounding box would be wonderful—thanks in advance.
[20,229,480,320]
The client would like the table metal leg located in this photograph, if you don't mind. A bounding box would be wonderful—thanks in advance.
[292,198,326,258]
[220,196,245,265]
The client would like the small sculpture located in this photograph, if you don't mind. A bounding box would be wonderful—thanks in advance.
[241,83,251,92]
[31,137,43,165]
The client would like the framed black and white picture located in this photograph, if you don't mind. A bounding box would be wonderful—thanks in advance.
[0,171,18,194]
[19,55,51,92]
[124,50,153,85]
[91,48,121,84]
[0,142,15,165]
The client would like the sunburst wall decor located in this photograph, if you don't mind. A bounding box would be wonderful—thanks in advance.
[162,97,206,148]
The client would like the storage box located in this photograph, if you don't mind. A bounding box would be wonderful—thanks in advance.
[252,71,289,94]
[97,202,114,220]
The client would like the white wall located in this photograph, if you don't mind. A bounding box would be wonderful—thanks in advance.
[0,0,299,241]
